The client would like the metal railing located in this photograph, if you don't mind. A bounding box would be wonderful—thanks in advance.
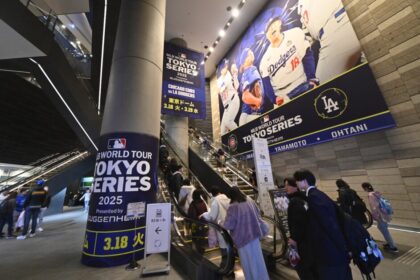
[161,125,288,262]
[0,149,87,193]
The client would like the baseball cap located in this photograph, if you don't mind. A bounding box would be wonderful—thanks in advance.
[36,179,45,186]
[221,58,229,69]
[239,48,251,67]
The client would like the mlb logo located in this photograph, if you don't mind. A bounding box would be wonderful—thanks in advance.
[261,115,270,124]
[264,115,270,122]
[180,53,186,59]
[107,138,127,149]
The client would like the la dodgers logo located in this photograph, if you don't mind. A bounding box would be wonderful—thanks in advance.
[314,88,348,119]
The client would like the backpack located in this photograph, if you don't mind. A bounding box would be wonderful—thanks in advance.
[350,190,367,213]
[336,205,383,280]
[378,197,393,216]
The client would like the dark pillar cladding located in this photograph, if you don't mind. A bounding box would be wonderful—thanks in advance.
[82,0,166,267]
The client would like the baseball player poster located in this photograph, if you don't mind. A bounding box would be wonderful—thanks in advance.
[216,0,395,157]
[162,42,206,119]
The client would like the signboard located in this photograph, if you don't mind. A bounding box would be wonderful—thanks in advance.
[214,0,395,157]
[81,133,158,267]
[252,137,275,218]
[162,42,206,119]
[268,189,290,235]
[145,203,171,254]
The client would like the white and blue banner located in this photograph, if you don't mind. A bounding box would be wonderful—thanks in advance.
[162,42,206,119]
[215,0,395,157]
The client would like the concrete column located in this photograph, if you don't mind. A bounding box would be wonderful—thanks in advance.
[82,0,166,267]
[163,38,189,166]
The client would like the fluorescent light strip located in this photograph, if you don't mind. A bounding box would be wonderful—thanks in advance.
[98,0,108,115]
[29,58,98,151]
[0,69,31,74]
[12,152,88,191]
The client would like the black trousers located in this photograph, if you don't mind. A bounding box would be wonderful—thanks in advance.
[0,212,14,236]
[317,264,352,280]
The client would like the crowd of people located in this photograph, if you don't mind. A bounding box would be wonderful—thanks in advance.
[0,179,51,240]
[160,137,397,280]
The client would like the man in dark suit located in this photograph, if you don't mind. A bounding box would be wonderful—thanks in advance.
[294,170,352,280]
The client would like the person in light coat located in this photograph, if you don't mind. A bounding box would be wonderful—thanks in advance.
[200,186,230,263]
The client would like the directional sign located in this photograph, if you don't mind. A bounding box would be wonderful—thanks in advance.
[145,203,171,254]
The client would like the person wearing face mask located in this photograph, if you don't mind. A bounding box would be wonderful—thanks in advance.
[285,178,318,280]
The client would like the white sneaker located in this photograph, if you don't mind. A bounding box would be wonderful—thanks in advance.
[29,233,36,238]
[37,227,44,232]
[17,235,27,240]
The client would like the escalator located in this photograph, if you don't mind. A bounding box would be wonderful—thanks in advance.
[160,128,292,279]
[157,137,236,278]
[0,149,95,197]
[187,128,288,257]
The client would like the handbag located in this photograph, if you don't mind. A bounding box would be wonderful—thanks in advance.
[249,200,270,237]
[288,245,301,267]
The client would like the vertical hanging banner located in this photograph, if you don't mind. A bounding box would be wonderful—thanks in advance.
[81,132,158,267]
[162,42,206,119]
[252,137,276,218]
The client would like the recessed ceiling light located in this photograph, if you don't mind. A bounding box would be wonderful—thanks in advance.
[232,8,239,17]
[209,47,214,52]
[219,30,226,37]
[61,24,66,29]
[242,0,246,3]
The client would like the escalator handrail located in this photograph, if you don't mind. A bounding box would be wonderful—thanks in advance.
[189,130,255,187]
[162,180,236,275]
[0,152,60,186]
[188,137,258,194]
[160,127,212,198]
[0,149,80,189]
[1,150,87,193]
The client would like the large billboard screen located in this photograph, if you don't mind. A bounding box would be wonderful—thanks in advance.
[216,0,395,157]
[162,42,206,119]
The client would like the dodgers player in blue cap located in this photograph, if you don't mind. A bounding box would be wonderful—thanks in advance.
[238,48,265,126]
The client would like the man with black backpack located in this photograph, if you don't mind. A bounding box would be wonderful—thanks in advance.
[294,169,352,280]
[337,179,368,226]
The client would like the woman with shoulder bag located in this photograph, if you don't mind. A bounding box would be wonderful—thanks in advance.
[224,187,269,280]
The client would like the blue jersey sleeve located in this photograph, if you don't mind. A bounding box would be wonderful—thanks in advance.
[302,48,316,80]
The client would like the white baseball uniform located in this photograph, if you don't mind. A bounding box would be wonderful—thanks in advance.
[218,71,239,135]
[298,0,362,82]
[259,28,310,105]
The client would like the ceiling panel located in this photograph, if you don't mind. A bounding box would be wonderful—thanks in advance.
[165,0,269,77]
[0,20,46,60]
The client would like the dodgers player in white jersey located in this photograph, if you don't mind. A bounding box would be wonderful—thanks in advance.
[259,17,318,106]
[217,59,240,135]
[297,0,362,82]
